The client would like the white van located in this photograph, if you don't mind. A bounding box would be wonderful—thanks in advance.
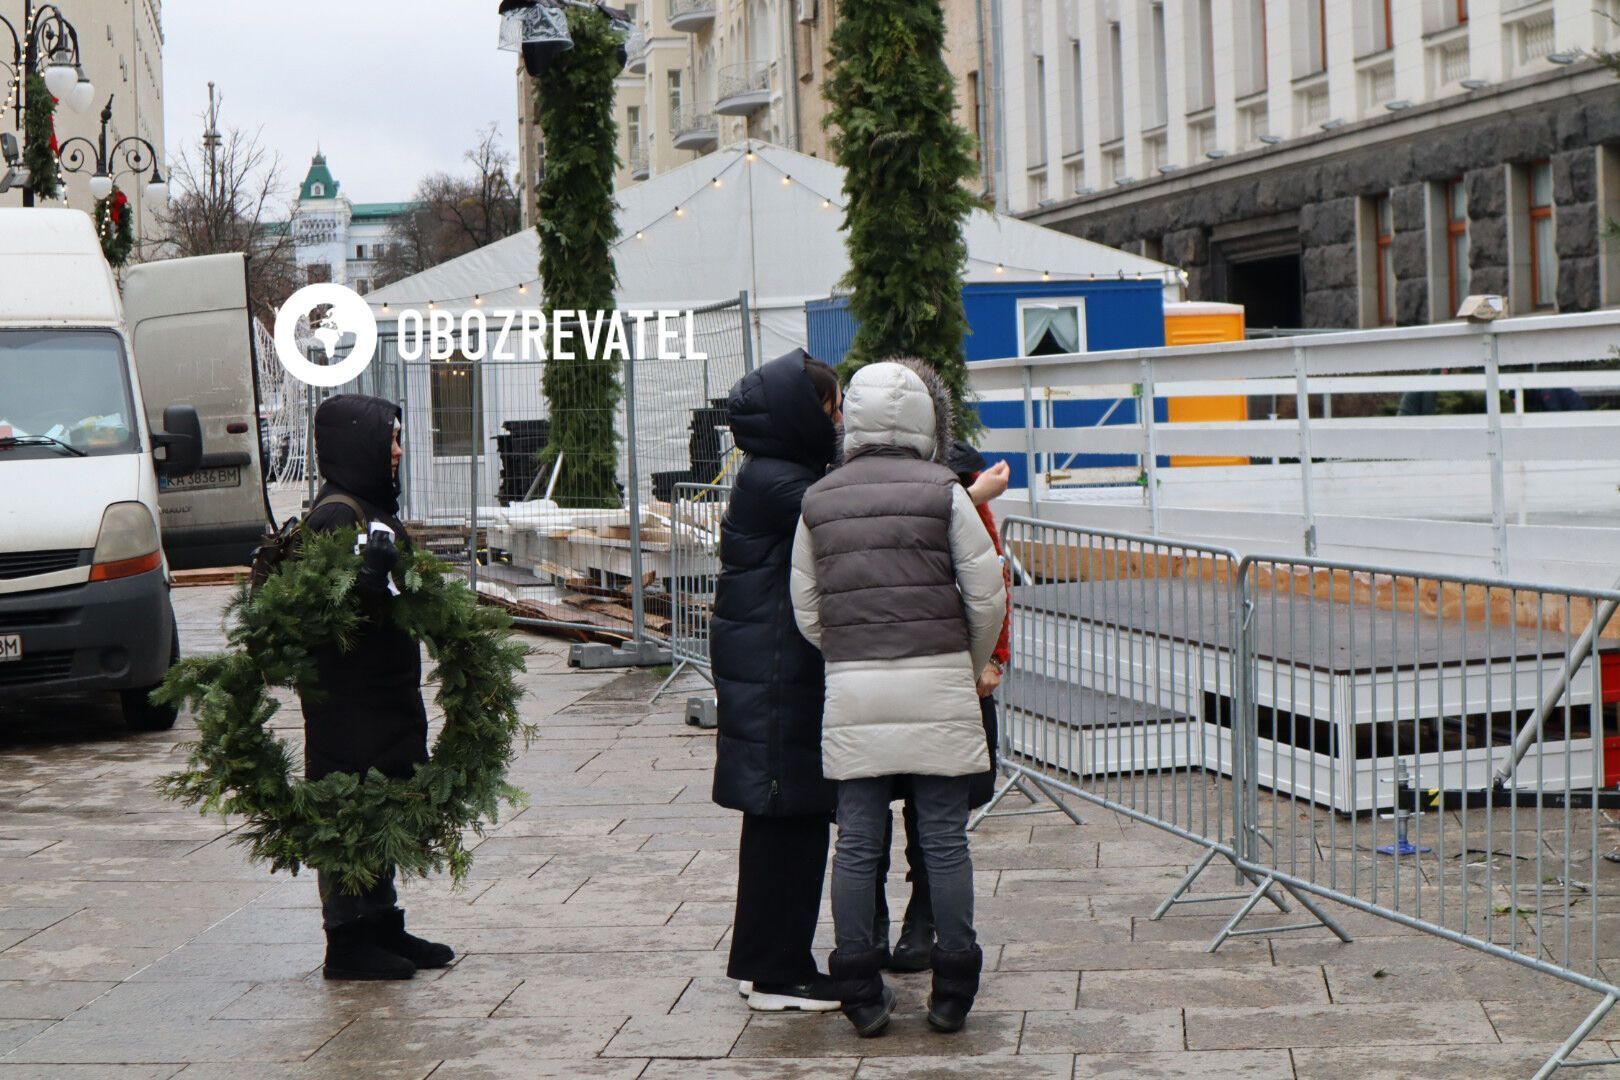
[0,209,268,730]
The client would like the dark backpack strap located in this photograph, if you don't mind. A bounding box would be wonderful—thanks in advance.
[310,493,368,529]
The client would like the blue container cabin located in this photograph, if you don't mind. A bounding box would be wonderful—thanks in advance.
[804,279,1167,489]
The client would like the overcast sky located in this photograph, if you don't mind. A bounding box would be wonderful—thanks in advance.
[163,1,518,207]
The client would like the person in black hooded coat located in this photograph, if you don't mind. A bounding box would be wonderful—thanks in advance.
[299,394,454,982]
[711,350,842,1011]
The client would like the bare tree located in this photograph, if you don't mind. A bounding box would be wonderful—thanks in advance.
[150,88,299,325]
[372,125,523,288]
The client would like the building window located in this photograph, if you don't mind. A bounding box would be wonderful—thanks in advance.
[355,245,366,260]
[667,70,683,131]
[430,358,475,457]
[1299,0,1326,74]
[1375,196,1396,326]
[1017,298,1087,356]
[1065,39,1083,155]
[627,105,642,149]
[1529,159,1555,310]
[354,279,371,295]
[1237,0,1267,97]
[1445,180,1469,318]
[1028,54,1047,166]
[1455,0,1468,25]
[967,71,983,162]
[310,183,324,197]
[1105,20,1124,141]
[1187,0,1215,111]
[306,263,332,285]
[1148,1,1168,129]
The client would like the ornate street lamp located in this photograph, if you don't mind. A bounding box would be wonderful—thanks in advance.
[0,0,93,205]
[57,94,166,203]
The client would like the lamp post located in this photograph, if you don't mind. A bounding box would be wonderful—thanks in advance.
[57,94,166,203]
[0,0,93,205]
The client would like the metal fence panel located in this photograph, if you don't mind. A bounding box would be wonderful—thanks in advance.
[660,481,730,694]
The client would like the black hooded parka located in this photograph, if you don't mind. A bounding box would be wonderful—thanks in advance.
[710,350,839,817]
[300,394,430,783]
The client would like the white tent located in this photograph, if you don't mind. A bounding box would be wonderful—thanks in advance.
[366,140,1183,359]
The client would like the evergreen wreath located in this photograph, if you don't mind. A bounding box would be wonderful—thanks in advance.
[23,74,61,201]
[533,5,624,509]
[155,529,533,895]
[95,186,134,267]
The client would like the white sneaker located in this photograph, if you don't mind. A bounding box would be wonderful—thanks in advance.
[737,980,753,998]
[746,980,842,1012]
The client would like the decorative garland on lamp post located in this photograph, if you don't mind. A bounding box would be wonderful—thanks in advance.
[532,5,626,509]
[94,185,132,266]
[22,73,60,200]
[822,0,981,434]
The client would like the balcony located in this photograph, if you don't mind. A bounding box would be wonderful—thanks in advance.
[625,30,649,74]
[667,0,715,33]
[630,143,650,180]
[671,106,719,151]
[715,62,772,115]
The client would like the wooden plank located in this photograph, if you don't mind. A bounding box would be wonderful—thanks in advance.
[172,567,250,588]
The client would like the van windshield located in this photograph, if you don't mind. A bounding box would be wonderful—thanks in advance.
[0,329,140,460]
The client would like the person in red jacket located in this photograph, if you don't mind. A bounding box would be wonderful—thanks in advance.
[873,441,1011,972]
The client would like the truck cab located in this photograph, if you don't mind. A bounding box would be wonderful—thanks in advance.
[0,209,267,730]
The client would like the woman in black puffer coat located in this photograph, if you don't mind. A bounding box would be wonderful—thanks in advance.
[711,349,843,1012]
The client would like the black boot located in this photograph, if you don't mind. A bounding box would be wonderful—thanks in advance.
[926,943,983,1033]
[323,919,416,981]
[828,946,896,1038]
[372,909,455,969]
[889,888,935,972]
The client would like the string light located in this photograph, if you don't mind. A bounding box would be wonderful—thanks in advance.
[1042,271,1050,282]
[518,283,528,294]
[473,294,484,305]
[635,230,645,239]
[995,263,1005,274]
[674,206,684,216]
[712,177,723,187]
[821,198,831,209]
[781,175,792,186]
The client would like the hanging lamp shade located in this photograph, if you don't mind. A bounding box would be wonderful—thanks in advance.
[498,0,575,78]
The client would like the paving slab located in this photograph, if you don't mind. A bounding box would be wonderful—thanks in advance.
[2,583,1614,1076]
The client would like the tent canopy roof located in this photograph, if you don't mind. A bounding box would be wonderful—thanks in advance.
[367,141,1181,319]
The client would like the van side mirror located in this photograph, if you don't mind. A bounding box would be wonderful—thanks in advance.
[154,405,204,478]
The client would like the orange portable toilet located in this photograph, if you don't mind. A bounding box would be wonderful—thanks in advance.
[1163,301,1247,468]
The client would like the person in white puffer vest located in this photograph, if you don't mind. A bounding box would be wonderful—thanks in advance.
[789,358,1007,1038]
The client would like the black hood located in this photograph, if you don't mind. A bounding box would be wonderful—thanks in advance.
[725,349,838,473]
[315,394,402,512]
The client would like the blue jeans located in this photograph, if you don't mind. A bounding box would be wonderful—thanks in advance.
[833,774,975,954]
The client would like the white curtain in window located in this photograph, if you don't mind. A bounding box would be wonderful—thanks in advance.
[1022,304,1081,354]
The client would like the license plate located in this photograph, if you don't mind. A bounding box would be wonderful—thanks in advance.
[0,635,19,663]
[161,467,241,492]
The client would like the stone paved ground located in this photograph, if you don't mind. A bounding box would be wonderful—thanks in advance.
[2,586,1620,1078]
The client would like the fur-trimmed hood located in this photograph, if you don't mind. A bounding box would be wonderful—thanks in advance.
[841,358,953,464]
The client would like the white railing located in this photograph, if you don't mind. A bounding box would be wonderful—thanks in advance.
[969,310,1620,586]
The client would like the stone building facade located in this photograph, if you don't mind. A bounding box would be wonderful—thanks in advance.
[1035,64,1620,328]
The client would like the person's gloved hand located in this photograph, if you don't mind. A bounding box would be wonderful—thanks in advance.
[356,527,399,593]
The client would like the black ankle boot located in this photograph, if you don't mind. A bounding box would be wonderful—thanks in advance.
[889,914,935,972]
[828,946,896,1038]
[372,910,455,969]
[926,943,983,1033]
[323,920,416,981]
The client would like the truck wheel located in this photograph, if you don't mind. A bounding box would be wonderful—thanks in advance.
[121,623,181,732]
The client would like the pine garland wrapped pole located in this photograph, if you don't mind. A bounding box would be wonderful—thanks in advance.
[23,73,61,201]
[95,186,134,267]
[155,530,532,894]
[824,0,982,434]
[533,7,625,509]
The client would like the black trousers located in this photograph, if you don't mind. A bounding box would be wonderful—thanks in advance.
[727,812,830,985]
[318,865,399,931]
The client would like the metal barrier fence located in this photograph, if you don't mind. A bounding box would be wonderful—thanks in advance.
[658,481,730,699]
[993,514,1620,1078]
